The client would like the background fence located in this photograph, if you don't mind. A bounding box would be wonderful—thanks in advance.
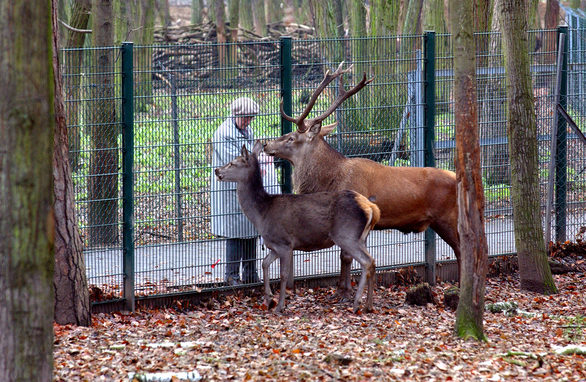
[61,27,585,308]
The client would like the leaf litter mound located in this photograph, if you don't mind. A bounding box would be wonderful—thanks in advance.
[55,269,585,381]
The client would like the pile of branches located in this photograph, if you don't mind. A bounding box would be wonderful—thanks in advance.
[152,21,324,90]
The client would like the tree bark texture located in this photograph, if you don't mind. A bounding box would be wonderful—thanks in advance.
[89,0,119,246]
[544,0,560,30]
[480,1,510,186]
[0,1,55,379]
[52,0,92,326]
[192,0,205,24]
[264,0,281,24]
[451,0,488,341]
[309,0,345,63]
[215,0,227,67]
[498,0,557,294]
[251,0,266,36]
[239,0,254,31]
[64,0,91,170]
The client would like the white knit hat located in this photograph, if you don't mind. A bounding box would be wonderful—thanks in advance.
[230,97,259,116]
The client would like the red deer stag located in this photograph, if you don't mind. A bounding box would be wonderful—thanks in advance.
[215,141,380,313]
[264,62,460,299]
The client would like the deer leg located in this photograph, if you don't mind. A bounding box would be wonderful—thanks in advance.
[262,250,278,308]
[286,255,295,291]
[275,251,293,314]
[336,250,354,301]
[348,246,376,313]
[431,221,461,282]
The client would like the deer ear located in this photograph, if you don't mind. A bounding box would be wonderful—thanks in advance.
[252,140,263,156]
[320,122,337,137]
[241,144,249,158]
[307,123,322,139]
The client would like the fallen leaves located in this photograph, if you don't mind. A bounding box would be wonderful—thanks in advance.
[54,272,586,381]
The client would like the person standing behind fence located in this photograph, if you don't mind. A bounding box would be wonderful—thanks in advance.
[211,97,262,285]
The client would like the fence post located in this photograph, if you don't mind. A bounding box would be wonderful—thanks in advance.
[121,42,135,312]
[280,36,293,194]
[169,73,183,242]
[556,26,568,243]
[423,32,437,284]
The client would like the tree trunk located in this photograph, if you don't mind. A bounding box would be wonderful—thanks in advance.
[157,0,172,29]
[451,0,488,341]
[309,0,345,62]
[89,0,119,246]
[498,0,557,294]
[348,0,368,131]
[402,0,423,37]
[264,0,282,25]
[251,0,265,36]
[423,0,446,33]
[52,0,92,326]
[137,0,156,111]
[215,0,227,66]
[544,0,559,29]
[65,0,92,171]
[192,0,205,24]
[239,0,254,31]
[370,0,402,143]
[480,2,510,186]
[0,1,55,379]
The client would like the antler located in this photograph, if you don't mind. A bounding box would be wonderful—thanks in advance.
[311,72,374,126]
[280,62,373,132]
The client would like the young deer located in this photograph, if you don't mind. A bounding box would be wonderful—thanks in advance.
[215,141,380,313]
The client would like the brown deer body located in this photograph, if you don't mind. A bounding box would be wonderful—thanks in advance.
[264,63,460,297]
[215,141,380,313]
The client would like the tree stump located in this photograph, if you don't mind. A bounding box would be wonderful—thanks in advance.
[443,286,460,310]
[405,283,436,306]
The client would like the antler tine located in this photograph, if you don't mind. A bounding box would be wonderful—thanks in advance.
[279,98,298,124]
[295,62,353,124]
[313,72,374,124]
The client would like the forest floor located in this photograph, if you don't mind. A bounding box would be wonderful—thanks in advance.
[54,245,586,381]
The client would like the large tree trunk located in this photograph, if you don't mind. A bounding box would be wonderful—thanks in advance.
[0,1,55,379]
[451,0,488,341]
[65,0,92,171]
[499,0,557,294]
[89,0,119,246]
[52,0,91,326]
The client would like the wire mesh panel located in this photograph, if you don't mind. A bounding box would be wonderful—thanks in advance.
[62,47,124,298]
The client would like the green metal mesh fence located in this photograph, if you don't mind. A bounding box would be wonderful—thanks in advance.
[61,30,585,303]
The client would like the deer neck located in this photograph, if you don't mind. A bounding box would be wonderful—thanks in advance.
[293,139,345,194]
[236,164,271,226]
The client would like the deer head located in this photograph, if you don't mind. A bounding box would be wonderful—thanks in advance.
[264,62,373,164]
